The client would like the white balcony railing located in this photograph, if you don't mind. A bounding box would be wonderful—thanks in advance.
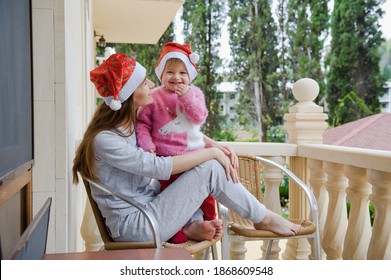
[220,78,391,260]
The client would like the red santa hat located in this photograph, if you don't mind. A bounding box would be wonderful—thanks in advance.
[155,42,199,83]
[90,53,146,111]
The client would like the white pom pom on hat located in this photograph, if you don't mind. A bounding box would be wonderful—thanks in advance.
[90,53,146,111]
[189,52,199,64]
[109,99,122,111]
[155,42,199,83]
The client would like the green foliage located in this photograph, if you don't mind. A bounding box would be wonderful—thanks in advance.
[266,125,286,143]
[380,39,391,80]
[181,0,225,139]
[334,92,374,125]
[327,0,386,126]
[214,129,236,141]
[279,173,290,208]
[228,0,281,142]
[286,0,329,102]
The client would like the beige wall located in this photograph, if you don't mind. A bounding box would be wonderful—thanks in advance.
[32,0,95,253]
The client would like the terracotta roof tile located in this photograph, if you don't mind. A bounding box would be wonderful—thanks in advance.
[323,113,391,151]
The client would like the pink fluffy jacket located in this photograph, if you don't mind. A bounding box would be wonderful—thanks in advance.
[136,86,208,156]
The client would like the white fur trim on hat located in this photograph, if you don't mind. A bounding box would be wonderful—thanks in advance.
[155,52,198,83]
[189,52,199,64]
[103,62,146,108]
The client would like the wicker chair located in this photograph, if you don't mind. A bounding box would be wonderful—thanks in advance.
[219,155,321,260]
[83,178,220,259]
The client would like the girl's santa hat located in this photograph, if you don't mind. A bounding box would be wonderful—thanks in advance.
[90,53,146,111]
[155,42,199,83]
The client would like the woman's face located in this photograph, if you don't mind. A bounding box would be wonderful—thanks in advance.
[133,78,154,107]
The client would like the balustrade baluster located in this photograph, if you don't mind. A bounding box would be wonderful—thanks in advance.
[261,156,285,259]
[343,166,371,259]
[308,159,327,259]
[367,170,391,260]
[322,162,348,259]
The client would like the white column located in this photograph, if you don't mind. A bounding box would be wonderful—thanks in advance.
[80,199,104,251]
[283,78,328,259]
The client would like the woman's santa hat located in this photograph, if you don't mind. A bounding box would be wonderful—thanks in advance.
[90,53,146,111]
[155,42,199,83]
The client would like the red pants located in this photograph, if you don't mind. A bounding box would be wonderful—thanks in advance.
[159,173,217,220]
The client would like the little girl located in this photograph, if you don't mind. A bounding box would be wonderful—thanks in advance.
[136,42,216,243]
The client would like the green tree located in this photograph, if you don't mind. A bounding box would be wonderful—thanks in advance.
[181,0,225,138]
[276,0,290,101]
[327,0,386,126]
[380,39,391,80]
[228,0,281,142]
[334,92,373,125]
[114,23,175,85]
[287,0,329,103]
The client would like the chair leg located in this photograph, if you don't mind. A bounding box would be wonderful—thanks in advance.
[264,240,273,260]
[313,235,322,260]
[211,244,218,260]
[221,226,230,260]
[202,247,211,260]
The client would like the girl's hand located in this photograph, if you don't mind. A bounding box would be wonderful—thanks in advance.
[176,84,190,96]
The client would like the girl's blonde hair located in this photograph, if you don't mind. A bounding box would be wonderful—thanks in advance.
[164,58,186,69]
[72,96,138,184]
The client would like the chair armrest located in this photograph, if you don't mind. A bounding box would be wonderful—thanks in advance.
[86,178,162,248]
[255,156,320,229]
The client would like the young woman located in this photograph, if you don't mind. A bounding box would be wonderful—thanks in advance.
[72,53,301,243]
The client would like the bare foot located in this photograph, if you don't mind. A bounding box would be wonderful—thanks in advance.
[254,210,301,236]
[183,219,223,241]
[210,219,223,239]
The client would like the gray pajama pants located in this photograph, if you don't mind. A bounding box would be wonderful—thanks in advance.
[115,159,266,242]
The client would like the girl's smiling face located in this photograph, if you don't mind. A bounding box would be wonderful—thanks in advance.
[161,61,190,93]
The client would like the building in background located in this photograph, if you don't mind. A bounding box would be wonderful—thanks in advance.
[380,82,391,113]
[217,81,239,122]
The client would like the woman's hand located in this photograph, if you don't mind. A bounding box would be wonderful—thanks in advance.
[215,144,238,170]
[204,136,239,170]
[212,148,239,183]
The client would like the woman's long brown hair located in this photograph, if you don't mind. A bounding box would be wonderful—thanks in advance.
[72,96,138,184]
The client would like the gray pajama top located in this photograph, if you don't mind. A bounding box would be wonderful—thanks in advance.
[92,128,172,238]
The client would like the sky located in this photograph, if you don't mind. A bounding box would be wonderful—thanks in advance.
[381,0,391,40]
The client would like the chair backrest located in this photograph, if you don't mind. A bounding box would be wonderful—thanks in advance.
[226,155,263,227]
[83,179,156,250]
[237,155,263,202]
[7,197,52,260]
[83,179,115,245]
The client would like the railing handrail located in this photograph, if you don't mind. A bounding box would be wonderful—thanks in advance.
[219,141,391,173]
[298,143,391,173]
[219,141,298,157]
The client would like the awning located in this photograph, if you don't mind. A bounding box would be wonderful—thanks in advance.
[93,0,184,45]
